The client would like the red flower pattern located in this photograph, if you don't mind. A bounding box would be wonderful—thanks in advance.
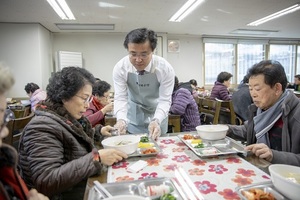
[236,168,256,177]
[172,147,186,152]
[138,172,158,180]
[218,188,240,200]
[188,168,205,176]
[192,159,207,166]
[176,141,186,146]
[208,164,228,174]
[194,180,217,194]
[112,161,129,169]
[145,157,161,166]
[232,175,253,186]
[226,156,242,164]
[116,175,134,182]
[163,163,178,172]
[108,136,271,199]
[156,153,168,159]
[172,155,190,163]
[160,139,176,144]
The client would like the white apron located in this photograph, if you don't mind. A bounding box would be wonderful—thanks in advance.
[127,66,168,134]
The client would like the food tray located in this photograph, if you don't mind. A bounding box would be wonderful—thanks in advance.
[235,181,287,200]
[178,133,247,157]
[100,177,183,199]
[128,135,161,158]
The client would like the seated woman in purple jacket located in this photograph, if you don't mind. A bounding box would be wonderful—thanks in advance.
[170,76,200,131]
[24,83,47,112]
[210,72,232,101]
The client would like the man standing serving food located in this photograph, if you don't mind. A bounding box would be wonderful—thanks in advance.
[113,28,175,140]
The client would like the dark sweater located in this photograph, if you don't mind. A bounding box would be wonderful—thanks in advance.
[232,83,253,121]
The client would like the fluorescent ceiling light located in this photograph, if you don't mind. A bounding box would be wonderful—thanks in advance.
[169,0,205,22]
[98,2,123,8]
[247,3,300,26]
[230,29,278,36]
[47,0,75,20]
[56,23,115,30]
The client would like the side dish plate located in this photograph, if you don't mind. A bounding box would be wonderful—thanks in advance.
[95,177,183,200]
[178,133,247,157]
[128,135,161,158]
[235,181,287,200]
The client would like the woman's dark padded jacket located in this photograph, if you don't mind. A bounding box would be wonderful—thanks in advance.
[18,101,102,199]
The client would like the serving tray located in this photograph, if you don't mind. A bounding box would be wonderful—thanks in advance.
[90,177,184,200]
[235,181,287,200]
[128,134,161,158]
[178,133,247,158]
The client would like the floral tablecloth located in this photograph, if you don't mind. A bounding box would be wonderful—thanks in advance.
[107,136,270,200]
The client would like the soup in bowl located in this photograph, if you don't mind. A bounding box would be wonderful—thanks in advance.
[269,164,300,200]
[101,135,140,154]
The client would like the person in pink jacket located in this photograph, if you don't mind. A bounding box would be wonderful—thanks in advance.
[24,83,47,112]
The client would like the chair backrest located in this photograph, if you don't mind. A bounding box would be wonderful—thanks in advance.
[198,98,238,125]
[198,98,222,124]
[216,99,237,125]
[3,112,35,149]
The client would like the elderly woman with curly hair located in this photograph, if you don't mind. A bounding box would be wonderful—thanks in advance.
[18,67,127,199]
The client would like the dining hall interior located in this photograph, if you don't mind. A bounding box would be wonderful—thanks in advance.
[1,1,300,200]
[1,0,300,98]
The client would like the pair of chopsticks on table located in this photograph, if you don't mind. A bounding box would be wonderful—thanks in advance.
[174,167,205,200]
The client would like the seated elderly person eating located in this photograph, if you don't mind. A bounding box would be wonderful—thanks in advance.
[227,60,300,166]
[18,67,127,199]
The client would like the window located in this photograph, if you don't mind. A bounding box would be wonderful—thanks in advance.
[269,45,296,82]
[237,44,265,83]
[204,43,234,85]
[203,39,299,86]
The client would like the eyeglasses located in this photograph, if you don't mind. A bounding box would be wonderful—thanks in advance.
[0,111,14,133]
[129,52,152,59]
[75,95,93,104]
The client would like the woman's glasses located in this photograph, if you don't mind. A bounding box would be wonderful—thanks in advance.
[75,95,93,104]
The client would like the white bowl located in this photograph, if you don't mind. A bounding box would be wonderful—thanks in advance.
[101,135,140,154]
[196,124,228,140]
[105,195,147,200]
[269,164,300,200]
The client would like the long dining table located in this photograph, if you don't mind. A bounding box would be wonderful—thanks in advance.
[84,132,271,200]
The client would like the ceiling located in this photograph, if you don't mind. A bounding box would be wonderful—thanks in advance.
[1,0,300,39]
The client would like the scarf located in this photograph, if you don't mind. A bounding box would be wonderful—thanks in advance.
[36,100,95,149]
[253,90,288,146]
[92,96,103,111]
[0,144,29,200]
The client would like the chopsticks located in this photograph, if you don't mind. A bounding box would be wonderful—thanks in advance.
[93,181,113,199]
[174,167,205,200]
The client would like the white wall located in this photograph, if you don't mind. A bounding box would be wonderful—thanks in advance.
[0,23,52,98]
[53,33,204,90]
[166,35,203,85]
[53,33,127,85]
[0,23,204,97]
